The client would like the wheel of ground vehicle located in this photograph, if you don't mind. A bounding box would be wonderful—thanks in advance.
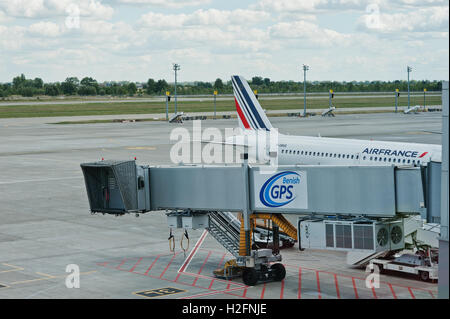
[242,268,259,286]
[270,263,286,281]
[419,270,429,282]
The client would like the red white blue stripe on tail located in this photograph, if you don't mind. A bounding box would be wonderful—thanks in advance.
[232,75,272,131]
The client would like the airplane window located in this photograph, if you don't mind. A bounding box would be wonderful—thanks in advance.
[374,157,377,161]
[338,154,341,158]
[325,153,328,157]
[407,159,410,163]
[356,155,359,159]
[281,150,284,154]
[321,153,324,156]
[384,158,387,162]
[297,151,299,155]
[309,152,312,155]
[388,158,392,162]
[363,156,366,160]
[379,157,382,161]
[346,155,350,159]
[334,154,336,158]
[289,150,292,154]
[370,157,373,160]
[351,155,354,159]
[403,159,406,163]
[313,152,316,156]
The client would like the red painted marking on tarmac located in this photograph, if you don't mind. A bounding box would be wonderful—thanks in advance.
[260,283,266,299]
[159,252,179,279]
[371,286,378,299]
[207,253,227,289]
[429,291,435,299]
[388,284,397,299]
[192,251,211,287]
[144,255,161,275]
[280,280,285,299]
[316,271,322,299]
[178,230,208,274]
[283,262,436,298]
[334,274,340,299]
[179,286,248,299]
[129,257,143,272]
[181,270,247,288]
[408,287,416,299]
[116,258,127,270]
[352,277,359,299]
[95,251,251,299]
[99,257,249,299]
[242,287,248,298]
[297,267,302,299]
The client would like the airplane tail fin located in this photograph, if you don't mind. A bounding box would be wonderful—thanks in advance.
[231,75,273,131]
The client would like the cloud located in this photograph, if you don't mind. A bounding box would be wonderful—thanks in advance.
[254,0,369,13]
[140,8,270,29]
[269,20,352,47]
[357,6,449,33]
[28,21,61,37]
[0,0,114,19]
[117,0,211,9]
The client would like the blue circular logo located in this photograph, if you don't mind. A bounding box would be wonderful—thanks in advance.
[259,171,300,208]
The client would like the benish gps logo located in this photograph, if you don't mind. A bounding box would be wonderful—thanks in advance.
[259,171,300,208]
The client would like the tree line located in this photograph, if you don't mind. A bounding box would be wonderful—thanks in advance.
[0,74,443,98]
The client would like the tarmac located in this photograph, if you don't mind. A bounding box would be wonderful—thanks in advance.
[0,111,442,299]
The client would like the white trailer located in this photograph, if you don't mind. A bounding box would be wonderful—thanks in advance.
[370,253,438,282]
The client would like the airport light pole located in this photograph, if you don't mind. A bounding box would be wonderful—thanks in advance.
[424,88,427,108]
[407,66,412,110]
[213,90,217,119]
[165,91,170,121]
[302,64,309,117]
[173,63,180,114]
[395,88,400,113]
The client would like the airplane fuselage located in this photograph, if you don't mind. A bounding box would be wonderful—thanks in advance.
[277,134,441,166]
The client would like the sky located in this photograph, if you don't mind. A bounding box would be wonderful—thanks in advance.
[0,0,448,83]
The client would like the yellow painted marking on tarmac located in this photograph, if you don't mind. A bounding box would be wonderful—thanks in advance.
[126,146,156,150]
[405,131,432,135]
[10,270,97,285]
[0,283,10,289]
[0,263,25,273]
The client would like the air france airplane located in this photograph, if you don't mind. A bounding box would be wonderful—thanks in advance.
[229,75,442,166]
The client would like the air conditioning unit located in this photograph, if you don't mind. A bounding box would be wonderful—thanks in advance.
[374,221,404,251]
[375,224,390,251]
[389,221,405,251]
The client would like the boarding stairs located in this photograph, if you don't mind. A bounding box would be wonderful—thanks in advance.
[207,211,241,257]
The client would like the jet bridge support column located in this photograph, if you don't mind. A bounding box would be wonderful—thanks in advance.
[242,153,252,259]
[439,81,449,299]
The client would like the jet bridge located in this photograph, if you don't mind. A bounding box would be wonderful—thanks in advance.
[80,159,436,285]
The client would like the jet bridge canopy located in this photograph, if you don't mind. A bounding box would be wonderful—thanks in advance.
[81,161,429,218]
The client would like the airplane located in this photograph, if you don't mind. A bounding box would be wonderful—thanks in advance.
[226,75,442,166]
